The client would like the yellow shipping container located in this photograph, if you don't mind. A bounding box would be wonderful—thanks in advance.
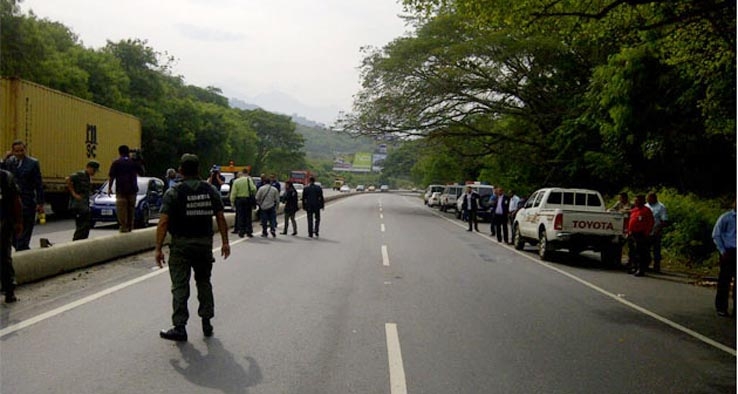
[1,77,142,213]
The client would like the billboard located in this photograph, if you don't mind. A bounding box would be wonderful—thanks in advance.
[353,152,373,172]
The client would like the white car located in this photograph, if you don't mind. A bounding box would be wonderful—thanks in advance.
[380,185,389,192]
[424,184,445,205]
[427,191,442,207]
[340,184,351,193]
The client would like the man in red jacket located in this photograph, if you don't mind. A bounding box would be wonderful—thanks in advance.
[628,194,654,277]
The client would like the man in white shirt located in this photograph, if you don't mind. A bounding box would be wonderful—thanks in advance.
[646,192,668,273]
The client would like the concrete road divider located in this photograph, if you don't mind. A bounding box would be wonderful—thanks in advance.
[13,193,351,284]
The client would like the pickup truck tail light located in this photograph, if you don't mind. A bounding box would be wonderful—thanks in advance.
[554,213,563,230]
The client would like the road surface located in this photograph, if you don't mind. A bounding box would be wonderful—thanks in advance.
[1,192,734,393]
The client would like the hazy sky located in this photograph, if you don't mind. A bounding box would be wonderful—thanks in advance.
[21,0,409,124]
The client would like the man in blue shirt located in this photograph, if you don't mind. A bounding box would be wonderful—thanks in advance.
[712,203,736,317]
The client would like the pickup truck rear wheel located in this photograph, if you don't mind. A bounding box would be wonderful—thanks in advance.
[538,230,552,261]
[513,224,525,250]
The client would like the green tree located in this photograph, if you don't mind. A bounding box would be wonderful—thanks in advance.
[240,109,305,177]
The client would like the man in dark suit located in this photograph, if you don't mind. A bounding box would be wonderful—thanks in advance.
[491,187,510,243]
[1,167,23,302]
[301,176,324,238]
[461,186,480,232]
[3,140,44,250]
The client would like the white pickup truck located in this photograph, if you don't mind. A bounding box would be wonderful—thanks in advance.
[512,188,626,265]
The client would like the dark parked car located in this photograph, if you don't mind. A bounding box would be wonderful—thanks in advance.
[90,177,165,228]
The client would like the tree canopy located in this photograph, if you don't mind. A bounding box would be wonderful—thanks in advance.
[341,0,735,197]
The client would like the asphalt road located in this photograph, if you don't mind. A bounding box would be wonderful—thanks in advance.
[1,193,735,393]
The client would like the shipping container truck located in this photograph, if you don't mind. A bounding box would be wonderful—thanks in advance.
[1,77,142,214]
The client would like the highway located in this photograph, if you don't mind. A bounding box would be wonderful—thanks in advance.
[1,192,735,393]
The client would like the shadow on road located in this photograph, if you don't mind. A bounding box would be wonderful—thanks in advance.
[171,338,262,393]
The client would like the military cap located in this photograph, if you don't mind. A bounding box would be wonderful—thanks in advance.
[180,153,199,165]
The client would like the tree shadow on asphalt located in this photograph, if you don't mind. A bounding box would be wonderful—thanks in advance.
[171,338,262,393]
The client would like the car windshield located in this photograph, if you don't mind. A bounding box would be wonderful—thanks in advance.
[100,178,150,195]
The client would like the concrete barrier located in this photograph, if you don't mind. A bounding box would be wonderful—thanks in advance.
[13,192,352,284]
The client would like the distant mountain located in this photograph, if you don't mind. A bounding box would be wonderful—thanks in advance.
[228,96,375,160]
[228,90,342,126]
[229,96,330,128]
[229,97,260,111]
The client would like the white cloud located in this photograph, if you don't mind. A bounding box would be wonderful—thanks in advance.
[21,0,409,124]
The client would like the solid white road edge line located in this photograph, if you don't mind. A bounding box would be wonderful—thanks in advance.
[382,245,390,267]
[424,200,737,357]
[385,323,408,394]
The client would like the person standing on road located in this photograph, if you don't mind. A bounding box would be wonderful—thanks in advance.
[155,154,230,342]
[108,145,143,233]
[2,140,44,250]
[628,194,654,277]
[0,168,23,303]
[270,174,281,193]
[230,169,257,238]
[487,192,498,237]
[508,190,521,226]
[461,186,480,232]
[66,160,100,241]
[255,175,279,237]
[609,192,632,214]
[712,202,736,317]
[165,168,180,190]
[281,181,299,235]
[302,176,324,238]
[646,192,668,273]
[492,187,510,243]
[609,192,634,269]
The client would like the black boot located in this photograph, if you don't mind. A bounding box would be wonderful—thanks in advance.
[4,292,17,303]
[160,325,187,341]
[202,319,213,337]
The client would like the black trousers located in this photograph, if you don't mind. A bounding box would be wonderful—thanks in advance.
[630,233,651,272]
[73,209,92,241]
[13,210,35,250]
[466,210,479,231]
[307,209,321,236]
[1,223,16,293]
[492,213,509,242]
[235,198,254,236]
[715,248,736,313]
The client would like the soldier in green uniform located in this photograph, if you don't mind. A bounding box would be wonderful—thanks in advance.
[66,160,100,241]
[155,154,230,341]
